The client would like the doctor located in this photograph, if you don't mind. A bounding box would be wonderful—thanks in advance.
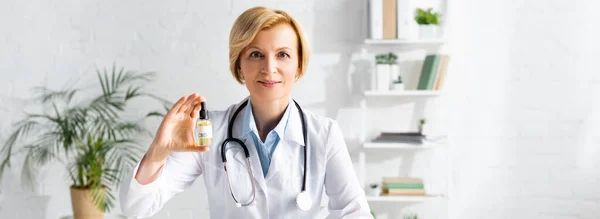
[119,6,372,219]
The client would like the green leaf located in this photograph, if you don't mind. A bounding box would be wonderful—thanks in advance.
[21,153,37,191]
[414,7,441,25]
[146,111,165,117]
[32,86,79,105]
[125,86,142,100]
[0,119,41,180]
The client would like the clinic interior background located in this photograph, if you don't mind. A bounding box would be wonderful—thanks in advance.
[1,0,600,218]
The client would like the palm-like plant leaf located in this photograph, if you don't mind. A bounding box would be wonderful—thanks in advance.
[32,86,79,105]
[21,152,37,191]
[0,119,41,179]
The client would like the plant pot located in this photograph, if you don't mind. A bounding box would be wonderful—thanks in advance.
[367,185,381,197]
[418,25,440,40]
[392,83,405,91]
[376,64,391,91]
[418,124,427,136]
[70,186,106,219]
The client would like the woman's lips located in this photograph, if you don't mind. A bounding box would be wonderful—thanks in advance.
[258,80,281,88]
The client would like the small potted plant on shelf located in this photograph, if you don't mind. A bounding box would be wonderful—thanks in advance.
[367,183,381,197]
[403,214,419,219]
[414,8,441,40]
[418,118,427,135]
[392,75,404,91]
[374,52,400,92]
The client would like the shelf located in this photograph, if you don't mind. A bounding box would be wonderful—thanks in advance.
[364,39,446,45]
[366,195,442,202]
[364,90,442,97]
[363,142,442,149]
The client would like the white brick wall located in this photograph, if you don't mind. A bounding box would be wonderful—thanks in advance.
[1,0,599,219]
[448,0,600,219]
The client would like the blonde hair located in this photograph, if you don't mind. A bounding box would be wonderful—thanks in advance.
[229,6,310,84]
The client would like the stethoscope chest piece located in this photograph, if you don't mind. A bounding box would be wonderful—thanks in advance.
[296,191,312,211]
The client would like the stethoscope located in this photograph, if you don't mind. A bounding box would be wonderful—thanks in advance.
[220,99,312,211]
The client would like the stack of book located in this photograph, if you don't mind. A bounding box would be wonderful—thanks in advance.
[368,0,414,40]
[417,54,450,90]
[371,132,425,144]
[381,177,426,196]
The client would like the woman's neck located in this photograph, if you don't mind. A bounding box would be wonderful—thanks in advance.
[249,96,290,142]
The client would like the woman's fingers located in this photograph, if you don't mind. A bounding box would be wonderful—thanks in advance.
[184,95,204,116]
[177,93,198,114]
[182,145,210,152]
[167,96,188,117]
[188,95,206,118]
[190,101,202,118]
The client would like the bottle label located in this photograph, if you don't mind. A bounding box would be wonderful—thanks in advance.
[197,125,212,139]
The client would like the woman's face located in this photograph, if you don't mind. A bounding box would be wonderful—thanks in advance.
[239,23,299,103]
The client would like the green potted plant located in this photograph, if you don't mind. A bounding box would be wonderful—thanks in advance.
[374,52,399,92]
[0,64,169,219]
[403,214,419,219]
[414,8,441,39]
[367,183,381,197]
[418,118,427,135]
[392,75,404,91]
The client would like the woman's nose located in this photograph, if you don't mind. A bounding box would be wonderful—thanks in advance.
[261,56,277,74]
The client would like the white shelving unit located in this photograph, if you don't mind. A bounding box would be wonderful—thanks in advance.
[358,1,451,216]
[366,195,444,202]
[364,90,442,97]
[363,142,443,149]
[364,39,447,45]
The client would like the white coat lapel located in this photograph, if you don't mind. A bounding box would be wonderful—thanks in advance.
[265,102,306,180]
[230,98,268,194]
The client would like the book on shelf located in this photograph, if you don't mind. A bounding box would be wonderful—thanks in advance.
[417,54,450,90]
[368,0,413,40]
[381,177,427,196]
[371,132,425,144]
[368,0,396,39]
[382,177,423,184]
[384,183,424,189]
[383,188,426,196]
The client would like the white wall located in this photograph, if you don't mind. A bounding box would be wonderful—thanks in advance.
[1,0,599,219]
[448,0,600,218]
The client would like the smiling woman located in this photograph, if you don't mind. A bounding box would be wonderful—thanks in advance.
[119,6,372,219]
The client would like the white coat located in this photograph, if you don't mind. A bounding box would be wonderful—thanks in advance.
[119,97,373,218]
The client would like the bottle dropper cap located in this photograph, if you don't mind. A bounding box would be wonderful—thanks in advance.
[199,102,209,119]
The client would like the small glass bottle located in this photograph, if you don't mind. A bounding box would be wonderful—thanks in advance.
[196,102,212,146]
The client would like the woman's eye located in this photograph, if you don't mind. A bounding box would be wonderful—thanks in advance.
[250,51,263,58]
[278,52,290,58]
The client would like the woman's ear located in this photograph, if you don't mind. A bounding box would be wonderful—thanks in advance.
[238,69,246,84]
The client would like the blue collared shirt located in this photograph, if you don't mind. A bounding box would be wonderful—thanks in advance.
[241,98,292,177]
